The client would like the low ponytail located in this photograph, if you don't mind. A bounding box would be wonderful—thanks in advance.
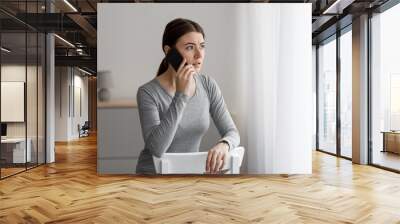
[156,57,168,77]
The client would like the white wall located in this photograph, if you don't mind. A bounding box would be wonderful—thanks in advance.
[76,73,89,135]
[55,67,69,141]
[1,66,26,127]
[312,45,317,150]
[98,3,312,174]
[55,67,89,141]
[1,65,41,138]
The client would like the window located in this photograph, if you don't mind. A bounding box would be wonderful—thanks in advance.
[318,37,337,155]
[371,2,400,171]
[340,29,352,158]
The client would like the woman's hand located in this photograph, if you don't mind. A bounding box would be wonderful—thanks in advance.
[205,142,229,174]
[175,58,196,97]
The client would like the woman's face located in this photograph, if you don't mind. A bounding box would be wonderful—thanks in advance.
[174,31,205,73]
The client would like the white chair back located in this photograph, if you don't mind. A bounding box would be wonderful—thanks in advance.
[152,147,245,174]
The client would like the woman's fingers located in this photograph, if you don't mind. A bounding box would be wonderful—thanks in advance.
[206,150,227,174]
[183,65,195,79]
[176,63,195,96]
[177,64,189,78]
[210,151,217,173]
[206,150,212,172]
[215,152,224,172]
[178,64,194,80]
[212,152,220,173]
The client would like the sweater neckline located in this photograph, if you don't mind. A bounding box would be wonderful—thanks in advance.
[153,74,199,100]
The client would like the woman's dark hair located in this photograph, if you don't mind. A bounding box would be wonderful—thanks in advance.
[156,18,205,76]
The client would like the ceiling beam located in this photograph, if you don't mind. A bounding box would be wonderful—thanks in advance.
[322,0,356,14]
[67,13,97,39]
[55,55,96,71]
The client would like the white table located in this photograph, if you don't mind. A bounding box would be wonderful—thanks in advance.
[1,138,31,163]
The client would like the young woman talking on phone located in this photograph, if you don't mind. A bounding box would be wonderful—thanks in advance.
[136,18,240,174]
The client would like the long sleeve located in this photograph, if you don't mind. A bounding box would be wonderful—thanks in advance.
[204,75,240,150]
[137,87,189,157]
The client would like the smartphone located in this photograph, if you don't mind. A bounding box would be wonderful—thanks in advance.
[165,48,185,72]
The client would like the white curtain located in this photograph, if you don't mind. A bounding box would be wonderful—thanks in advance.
[238,4,313,174]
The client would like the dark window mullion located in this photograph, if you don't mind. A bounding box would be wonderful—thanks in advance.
[25,0,28,171]
[367,11,373,165]
[316,45,319,150]
[36,0,39,167]
[336,30,341,157]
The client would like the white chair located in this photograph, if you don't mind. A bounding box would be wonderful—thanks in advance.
[152,147,245,174]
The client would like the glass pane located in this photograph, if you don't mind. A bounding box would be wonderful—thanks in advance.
[318,37,337,154]
[1,31,27,177]
[0,1,46,178]
[371,3,400,171]
[27,31,38,169]
[38,33,45,165]
[340,29,352,158]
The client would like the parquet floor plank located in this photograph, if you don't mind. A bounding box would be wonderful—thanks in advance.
[1,134,400,223]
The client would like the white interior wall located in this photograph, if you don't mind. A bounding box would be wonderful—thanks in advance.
[312,45,317,150]
[1,65,37,138]
[1,66,26,127]
[71,72,89,138]
[55,67,89,141]
[55,66,69,141]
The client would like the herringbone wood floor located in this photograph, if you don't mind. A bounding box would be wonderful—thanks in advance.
[1,134,400,224]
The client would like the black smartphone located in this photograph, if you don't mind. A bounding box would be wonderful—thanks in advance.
[165,48,185,72]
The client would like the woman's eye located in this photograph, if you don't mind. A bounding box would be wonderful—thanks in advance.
[185,45,205,51]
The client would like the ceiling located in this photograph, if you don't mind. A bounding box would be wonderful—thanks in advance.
[0,0,394,74]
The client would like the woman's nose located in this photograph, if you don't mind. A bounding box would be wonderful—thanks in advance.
[194,48,202,59]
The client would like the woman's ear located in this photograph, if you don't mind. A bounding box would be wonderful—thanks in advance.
[163,45,171,55]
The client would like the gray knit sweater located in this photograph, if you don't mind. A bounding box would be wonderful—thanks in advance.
[135,74,240,174]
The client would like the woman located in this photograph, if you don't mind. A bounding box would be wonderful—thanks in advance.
[136,18,240,174]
